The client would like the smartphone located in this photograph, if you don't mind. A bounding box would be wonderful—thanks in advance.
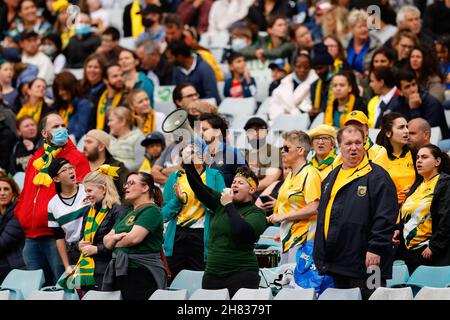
[259,195,272,203]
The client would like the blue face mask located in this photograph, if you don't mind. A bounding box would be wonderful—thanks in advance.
[231,38,248,52]
[50,128,69,146]
[75,23,91,36]
[293,73,303,84]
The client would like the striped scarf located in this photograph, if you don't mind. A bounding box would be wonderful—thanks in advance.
[17,99,43,124]
[134,110,156,135]
[309,148,337,171]
[96,90,123,130]
[32,142,63,187]
[59,206,109,289]
[59,104,74,127]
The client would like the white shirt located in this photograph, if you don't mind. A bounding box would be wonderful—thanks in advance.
[22,52,55,85]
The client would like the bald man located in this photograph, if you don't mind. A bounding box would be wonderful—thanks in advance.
[407,118,431,151]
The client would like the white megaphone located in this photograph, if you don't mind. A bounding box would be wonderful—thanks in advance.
[162,109,194,143]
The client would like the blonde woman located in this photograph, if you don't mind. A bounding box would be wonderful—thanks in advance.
[127,89,165,135]
[321,5,349,43]
[108,106,145,171]
[59,165,122,292]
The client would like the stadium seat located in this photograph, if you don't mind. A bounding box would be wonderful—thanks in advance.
[39,270,79,300]
[274,288,316,300]
[430,126,443,145]
[309,112,324,130]
[218,97,256,118]
[272,113,311,133]
[190,288,230,300]
[12,172,25,191]
[445,109,450,128]
[107,8,124,35]
[0,269,45,300]
[414,287,450,300]
[232,288,273,300]
[393,260,406,266]
[26,290,66,300]
[401,265,450,295]
[387,263,410,288]
[169,270,204,298]
[0,290,12,300]
[368,287,413,300]
[368,128,380,143]
[119,37,136,50]
[256,97,271,119]
[318,288,362,300]
[217,82,225,102]
[256,226,280,249]
[149,289,188,300]
[65,68,83,80]
[82,290,122,300]
[255,78,271,103]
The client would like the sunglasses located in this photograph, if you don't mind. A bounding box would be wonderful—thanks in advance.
[280,145,301,153]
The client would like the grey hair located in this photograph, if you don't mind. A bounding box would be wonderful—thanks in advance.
[282,130,311,155]
[396,5,420,26]
[138,39,159,56]
[348,9,369,29]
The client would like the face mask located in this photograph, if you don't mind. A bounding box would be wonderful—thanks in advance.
[142,18,155,28]
[42,45,57,57]
[50,127,69,146]
[232,38,248,52]
[75,23,91,36]
[293,73,303,84]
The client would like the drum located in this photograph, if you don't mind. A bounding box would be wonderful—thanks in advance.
[254,249,280,268]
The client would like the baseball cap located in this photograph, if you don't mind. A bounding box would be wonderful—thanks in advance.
[309,124,337,140]
[344,111,369,126]
[141,131,166,147]
[244,117,268,131]
[48,158,71,179]
[268,58,288,72]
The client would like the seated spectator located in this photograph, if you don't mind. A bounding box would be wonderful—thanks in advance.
[376,112,417,204]
[108,107,145,171]
[289,23,315,64]
[136,39,174,86]
[0,0,20,38]
[64,13,101,68]
[243,117,282,192]
[207,0,253,36]
[19,31,55,85]
[390,67,449,139]
[168,39,221,105]
[9,116,39,175]
[342,9,381,77]
[268,58,288,96]
[308,124,337,180]
[407,117,431,152]
[370,3,398,45]
[80,53,107,108]
[95,27,123,63]
[47,158,87,274]
[94,63,125,132]
[270,52,319,121]
[162,13,184,43]
[394,144,450,274]
[177,0,213,34]
[409,45,446,102]
[0,59,18,111]
[240,16,294,61]
[323,35,351,75]
[0,91,17,172]
[186,100,217,126]
[52,71,93,142]
[7,0,52,40]
[172,83,200,109]
[395,5,434,48]
[41,33,67,75]
[150,137,184,186]
[118,49,155,107]
[139,131,166,173]
[368,66,400,128]
[320,5,349,44]
[84,0,110,34]
[137,4,166,45]
[390,29,419,71]
[127,88,165,135]
[230,26,253,54]
[0,175,25,283]
[224,52,256,98]
[434,36,449,94]
[246,0,294,31]
[324,70,367,128]
[16,78,52,124]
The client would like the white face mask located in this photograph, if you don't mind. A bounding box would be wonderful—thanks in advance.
[42,45,57,57]
[232,38,248,52]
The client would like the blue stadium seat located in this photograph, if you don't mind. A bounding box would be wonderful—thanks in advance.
[256,226,280,249]
[403,266,450,295]
[169,270,204,298]
[387,263,410,288]
[0,269,45,300]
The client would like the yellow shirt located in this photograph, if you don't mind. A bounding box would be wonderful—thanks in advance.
[274,165,322,252]
[176,170,207,228]
[400,174,438,250]
[386,150,416,204]
[324,155,372,239]
[367,96,379,128]
[197,49,224,82]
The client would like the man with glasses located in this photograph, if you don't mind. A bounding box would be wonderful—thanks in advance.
[314,125,398,300]
[172,83,200,109]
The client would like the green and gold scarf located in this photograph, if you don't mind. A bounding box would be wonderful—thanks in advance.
[32,142,63,187]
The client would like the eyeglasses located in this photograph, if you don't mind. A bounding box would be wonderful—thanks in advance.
[182,93,199,99]
[123,180,141,188]
[280,145,301,153]
[58,166,74,175]
[313,136,332,142]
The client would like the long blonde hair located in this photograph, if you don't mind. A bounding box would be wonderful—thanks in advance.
[83,170,120,209]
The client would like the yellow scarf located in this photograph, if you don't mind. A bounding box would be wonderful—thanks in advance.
[17,99,44,123]
[59,104,74,127]
[32,142,63,187]
[139,158,152,173]
[313,79,323,112]
[131,0,144,38]
[367,96,380,128]
[134,111,156,135]
[324,94,356,127]
[96,90,123,130]
[309,148,337,171]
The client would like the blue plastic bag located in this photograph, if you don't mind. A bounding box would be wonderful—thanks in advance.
[294,240,334,294]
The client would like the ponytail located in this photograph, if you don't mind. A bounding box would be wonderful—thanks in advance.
[151,185,163,207]
[127,171,163,207]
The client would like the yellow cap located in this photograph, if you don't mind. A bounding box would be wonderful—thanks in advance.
[309,124,337,140]
[52,0,69,13]
[344,111,368,126]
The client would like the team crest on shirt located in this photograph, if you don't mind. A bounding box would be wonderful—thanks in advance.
[357,186,367,197]
[125,215,136,226]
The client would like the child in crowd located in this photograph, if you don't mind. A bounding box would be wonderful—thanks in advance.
[224,52,256,98]
[139,131,166,173]
[268,58,288,96]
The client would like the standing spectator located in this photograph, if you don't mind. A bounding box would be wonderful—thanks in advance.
[0,59,18,111]
[395,5,434,47]
[9,116,38,175]
[314,125,398,300]
[308,124,337,180]
[19,31,55,85]
[177,0,213,34]
[127,88,165,135]
[14,113,90,286]
[136,39,174,87]
[168,39,221,105]
[409,45,445,103]
[64,13,101,68]
[0,175,25,283]
[224,52,256,98]
[394,144,450,273]
[80,53,107,108]
[52,71,93,142]
[376,112,417,205]
[118,49,155,107]
[16,78,52,124]
[7,0,52,40]
[206,0,253,36]
[137,5,166,45]
[102,172,167,300]
[407,117,431,152]
[123,0,160,38]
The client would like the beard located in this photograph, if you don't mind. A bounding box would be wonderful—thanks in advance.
[85,148,100,162]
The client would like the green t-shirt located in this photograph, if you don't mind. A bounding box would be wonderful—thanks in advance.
[113,204,163,267]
